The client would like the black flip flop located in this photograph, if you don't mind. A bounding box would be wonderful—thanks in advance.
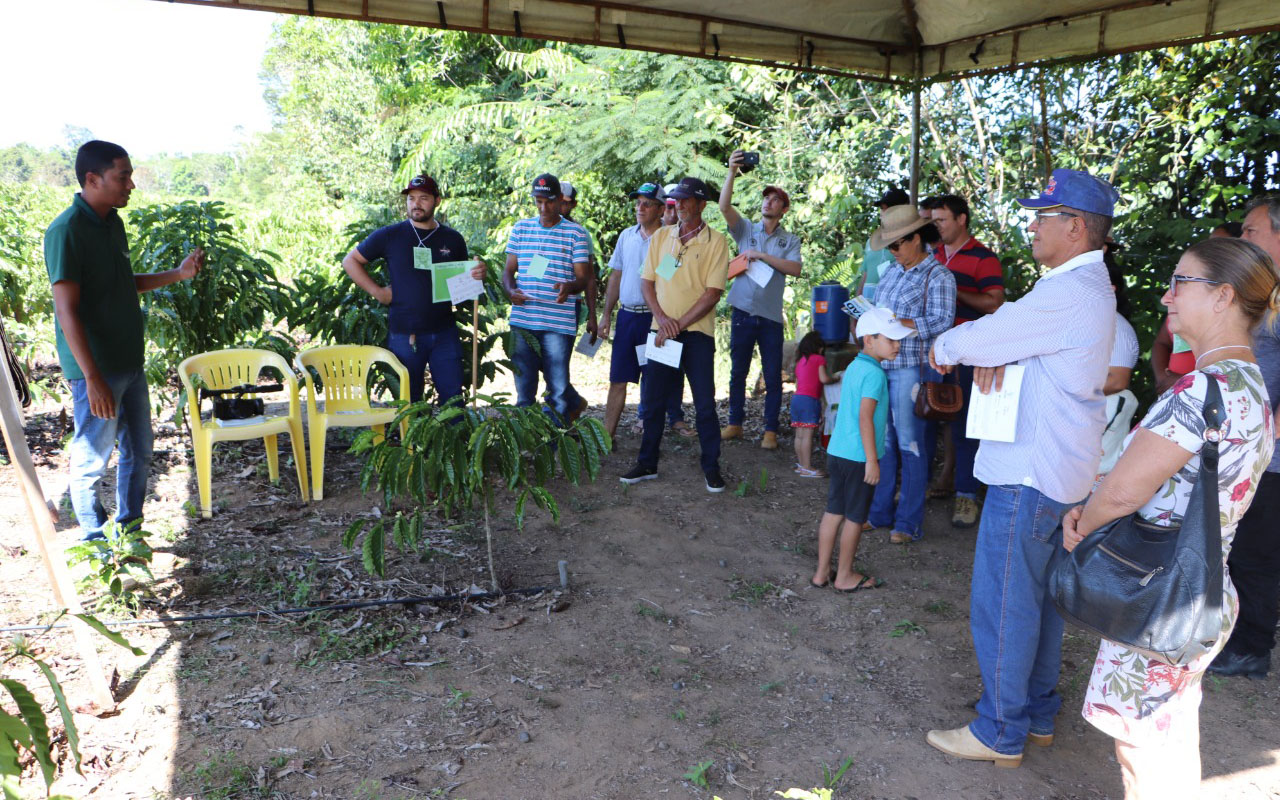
[836,576,882,593]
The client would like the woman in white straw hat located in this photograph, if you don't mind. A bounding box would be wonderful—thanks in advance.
[863,205,956,543]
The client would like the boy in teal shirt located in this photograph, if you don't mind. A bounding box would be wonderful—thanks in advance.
[811,307,916,591]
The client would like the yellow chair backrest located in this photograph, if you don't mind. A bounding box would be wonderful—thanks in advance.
[295,345,406,415]
[179,348,298,420]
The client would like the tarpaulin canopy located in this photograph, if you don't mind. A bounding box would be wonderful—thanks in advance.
[156,0,1280,83]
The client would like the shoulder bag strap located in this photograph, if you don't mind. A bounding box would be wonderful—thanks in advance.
[1194,375,1225,624]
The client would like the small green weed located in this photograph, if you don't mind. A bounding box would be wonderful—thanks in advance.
[683,759,714,788]
[187,750,276,799]
[890,619,926,638]
[301,613,405,665]
[758,467,769,492]
[734,479,750,497]
[821,756,854,788]
[445,684,472,708]
[634,601,675,624]
[671,709,686,721]
[760,680,784,695]
[923,599,953,615]
[730,576,782,605]
[65,520,154,613]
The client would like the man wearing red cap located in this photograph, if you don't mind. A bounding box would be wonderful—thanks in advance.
[342,173,486,405]
[719,149,803,450]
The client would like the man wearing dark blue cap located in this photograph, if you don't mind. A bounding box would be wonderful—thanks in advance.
[925,168,1118,768]
[598,182,689,441]
[620,177,731,492]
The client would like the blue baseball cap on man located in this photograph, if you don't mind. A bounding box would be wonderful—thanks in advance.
[666,177,712,201]
[1016,169,1119,217]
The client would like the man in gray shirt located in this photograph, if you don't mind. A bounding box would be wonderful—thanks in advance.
[718,150,803,450]
[925,169,1118,768]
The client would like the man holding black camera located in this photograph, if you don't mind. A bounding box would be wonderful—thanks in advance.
[719,149,803,450]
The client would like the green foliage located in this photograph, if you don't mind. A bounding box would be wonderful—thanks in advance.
[345,398,611,579]
[821,756,854,789]
[890,619,926,638]
[65,521,155,614]
[128,200,292,401]
[0,612,139,799]
[683,759,714,789]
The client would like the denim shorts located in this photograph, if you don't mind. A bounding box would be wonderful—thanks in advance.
[826,455,874,522]
[790,393,821,428]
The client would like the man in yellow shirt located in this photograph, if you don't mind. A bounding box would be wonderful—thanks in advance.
[620,177,730,492]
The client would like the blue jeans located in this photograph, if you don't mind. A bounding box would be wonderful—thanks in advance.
[638,331,720,474]
[639,370,686,426]
[868,366,928,537]
[727,308,783,432]
[968,484,1076,755]
[68,369,153,541]
[511,326,575,422]
[387,327,464,405]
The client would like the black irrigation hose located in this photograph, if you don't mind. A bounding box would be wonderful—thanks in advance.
[0,585,559,634]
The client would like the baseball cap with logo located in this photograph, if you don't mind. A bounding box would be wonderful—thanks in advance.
[401,173,441,197]
[855,307,917,340]
[666,177,711,201]
[1016,168,1119,217]
[628,182,662,201]
[532,173,561,199]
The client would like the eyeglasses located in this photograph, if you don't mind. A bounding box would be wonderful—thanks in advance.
[886,236,912,252]
[1032,211,1078,223]
[1169,274,1223,296]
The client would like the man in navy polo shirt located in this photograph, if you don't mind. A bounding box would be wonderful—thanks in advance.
[718,150,803,450]
[342,173,486,405]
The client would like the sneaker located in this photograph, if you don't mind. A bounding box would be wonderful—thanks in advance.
[794,466,825,478]
[720,424,743,441]
[620,464,658,484]
[705,469,727,493]
[889,531,915,544]
[952,496,979,528]
[760,431,779,450]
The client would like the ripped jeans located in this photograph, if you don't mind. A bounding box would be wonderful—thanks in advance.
[868,366,929,538]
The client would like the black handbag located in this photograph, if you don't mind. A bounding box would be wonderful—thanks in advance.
[1049,376,1225,666]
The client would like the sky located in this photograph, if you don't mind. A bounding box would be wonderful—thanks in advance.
[0,0,278,156]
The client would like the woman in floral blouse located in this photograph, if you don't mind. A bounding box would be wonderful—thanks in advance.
[1063,237,1280,799]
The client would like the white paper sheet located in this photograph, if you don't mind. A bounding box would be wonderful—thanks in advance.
[965,364,1026,443]
[574,330,603,358]
[746,259,773,288]
[644,332,683,368]
[635,344,647,366]
[446,270,484,304]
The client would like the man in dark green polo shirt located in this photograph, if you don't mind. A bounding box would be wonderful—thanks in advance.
[45,140,205,540]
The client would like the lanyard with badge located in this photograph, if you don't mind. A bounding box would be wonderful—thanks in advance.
[412,224,440,270]
[657,223,704,280]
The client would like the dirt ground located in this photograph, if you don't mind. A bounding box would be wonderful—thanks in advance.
[1,351,1278,800]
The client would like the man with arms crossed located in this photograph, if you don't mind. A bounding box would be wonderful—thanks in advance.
[926,169,1118,768]
[45,140,205,540]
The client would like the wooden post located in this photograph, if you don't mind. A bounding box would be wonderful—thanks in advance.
[0,361,115,710]
[471,301,480,408]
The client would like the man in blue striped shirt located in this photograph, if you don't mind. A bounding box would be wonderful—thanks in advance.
[925,169,1118,769]
[502,174,594,423]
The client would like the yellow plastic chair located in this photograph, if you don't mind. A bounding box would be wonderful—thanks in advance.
[179,349,309,518]
[295,345,410,500]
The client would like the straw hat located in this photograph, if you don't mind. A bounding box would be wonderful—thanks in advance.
[869,205,934,250]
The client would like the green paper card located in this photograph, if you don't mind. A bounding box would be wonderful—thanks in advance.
[656,253,679,281]
[1171,333,1192,354]
[431,260,474,303]
[413,247,433,270]
[526,254,550,279]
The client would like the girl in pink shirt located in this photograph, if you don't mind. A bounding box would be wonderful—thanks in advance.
[792,331,840,477]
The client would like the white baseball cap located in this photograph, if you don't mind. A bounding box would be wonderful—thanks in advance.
[855,307,917,340]
[662,183,679,205]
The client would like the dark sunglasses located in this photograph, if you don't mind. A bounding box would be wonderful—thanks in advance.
[887,235,913,252]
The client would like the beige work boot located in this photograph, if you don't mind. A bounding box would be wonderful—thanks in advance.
[720,424,743,441]
[926,726,1021,769]
[760,431,779,450]
[1026,732,1054,747]
[952,496,979,529]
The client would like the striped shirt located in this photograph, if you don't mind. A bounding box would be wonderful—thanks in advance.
[934,236,1004,325]
[932,250,1116,504]
[874,252,956,370]
[506,217,592,335]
